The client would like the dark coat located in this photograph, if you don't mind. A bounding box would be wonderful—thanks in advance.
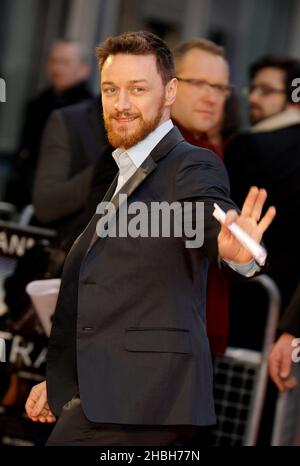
[225,124,300,311]
[279,281,300,337]
[6,81,92,208]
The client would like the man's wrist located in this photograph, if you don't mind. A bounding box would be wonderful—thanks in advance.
[221,257,261,277]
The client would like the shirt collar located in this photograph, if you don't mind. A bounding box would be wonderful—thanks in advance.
[112,119,173,170]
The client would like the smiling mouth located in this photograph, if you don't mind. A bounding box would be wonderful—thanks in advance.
[114,116,138,123]
[195,110,214,116]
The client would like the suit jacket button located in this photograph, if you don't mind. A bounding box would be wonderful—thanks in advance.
[82,326,93,331]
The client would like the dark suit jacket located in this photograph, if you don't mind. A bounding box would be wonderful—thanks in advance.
[225,125,300,311]
[279,281,300,336]
[33,96,117,244]
[46,127,237,426]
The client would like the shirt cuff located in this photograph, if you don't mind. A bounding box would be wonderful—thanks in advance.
[221,258,261,277]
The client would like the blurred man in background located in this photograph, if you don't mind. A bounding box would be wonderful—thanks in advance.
[171,39,239,355]
[33,96,117,247]
[247,55,299,125]
[6,39,92,209]
[225,55,300,444]
[171,38,234,156]
[226,55,300,314]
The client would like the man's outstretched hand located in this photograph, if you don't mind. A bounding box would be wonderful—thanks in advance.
[218,186,276,264]
[25,381,56,423]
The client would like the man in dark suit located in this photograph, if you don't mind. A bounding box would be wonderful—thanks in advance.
[6,40,92,209]
[25,31,275,446]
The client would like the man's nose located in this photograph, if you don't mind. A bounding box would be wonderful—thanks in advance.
[114,89,131,112]
[248,90,260,105]
[200,85,217,103]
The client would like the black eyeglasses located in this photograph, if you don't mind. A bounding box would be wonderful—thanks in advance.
[176,77,233,98]
[243,85,287,97]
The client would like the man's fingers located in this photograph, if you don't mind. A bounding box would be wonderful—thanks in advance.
[31,389,47,416]
[241,186,259,218]
[269,356,285,392]
[251,188,267,221]
[224,209,238,226]
[25,390,41,417]
[284,376,298,390]
[35,413,56,424]
[258,206,276,232]
[25,397,36,415]
[279,350,292,380]
[25,381,53,422]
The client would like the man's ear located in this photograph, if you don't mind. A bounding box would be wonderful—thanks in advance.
[165,78,178,107]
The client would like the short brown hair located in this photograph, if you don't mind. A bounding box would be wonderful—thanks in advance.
[96,31,174,85]
[173,38,225,71]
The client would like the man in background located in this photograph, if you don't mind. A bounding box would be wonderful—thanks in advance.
[33,96,117,247]
[226,55,300,315]
[225,55,300,444]
[6,39,92,209]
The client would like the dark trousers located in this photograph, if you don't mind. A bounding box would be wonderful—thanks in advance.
[46,396,211,446]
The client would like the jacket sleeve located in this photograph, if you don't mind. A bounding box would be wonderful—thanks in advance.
[33,110,94,223]
[279,281,300,336]
[174,147,237,263]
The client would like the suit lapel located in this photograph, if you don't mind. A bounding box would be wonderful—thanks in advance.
[86,155,156,254]
[84,126,184,256]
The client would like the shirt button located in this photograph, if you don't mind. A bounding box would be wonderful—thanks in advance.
[82,327,94,331]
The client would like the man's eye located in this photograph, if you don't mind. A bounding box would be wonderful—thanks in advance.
[103,87,117,95]
[131,87,145,94]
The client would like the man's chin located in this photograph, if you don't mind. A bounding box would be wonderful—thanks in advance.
[250,115,262,125]
[107,129,142,149]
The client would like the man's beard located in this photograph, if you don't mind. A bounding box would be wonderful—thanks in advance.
[250,101,289,125]
[104,98,165,149]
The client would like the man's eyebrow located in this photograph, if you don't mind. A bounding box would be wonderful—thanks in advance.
[128,79,148,84]
[101,79,148,86]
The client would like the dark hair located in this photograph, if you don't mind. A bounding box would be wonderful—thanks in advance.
[173,38,225,71]
[250,55,300,103]
[96,31,174,85]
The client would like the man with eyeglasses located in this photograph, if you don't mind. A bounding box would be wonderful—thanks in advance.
[171,39,237,357]
[225,55,300,443]
[171,38,234,156]
[244,55,300,126]
[226,55,300,314]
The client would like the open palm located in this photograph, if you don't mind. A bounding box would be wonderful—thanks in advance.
[218,187,276,264]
